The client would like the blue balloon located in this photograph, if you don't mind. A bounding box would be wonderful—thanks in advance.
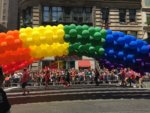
[117,51,124,58]
[107,29,112,34]
[143,41,148,45]
[112,32,119,40]
[127,54,134,61]
[141,45,149,54]
[124,35,131,43]
[130,36,136,41]
[106,35,114,43]
[124,43,129,49]
[108,49,115,56]
[136,39,144,48]
[117,37,125,45]
[118,32,125,37]
[113,41,118,46]
[129,41,137,49]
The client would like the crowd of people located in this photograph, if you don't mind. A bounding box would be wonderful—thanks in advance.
[3,67,149,90]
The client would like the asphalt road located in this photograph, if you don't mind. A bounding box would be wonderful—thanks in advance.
[11,99,150,113]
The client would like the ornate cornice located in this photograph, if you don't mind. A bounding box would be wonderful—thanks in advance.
[19,0,141,9]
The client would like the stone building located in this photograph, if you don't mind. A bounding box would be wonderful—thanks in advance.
[18,0,143,69]
[142,0,150,39]
[0,0,18,31]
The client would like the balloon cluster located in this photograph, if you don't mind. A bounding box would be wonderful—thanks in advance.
[19,24,69,58]
[103,30,150,72]
[0,30,32,65]
[2,58,35,74]
[1,24,150,75]
[64,24,106,57]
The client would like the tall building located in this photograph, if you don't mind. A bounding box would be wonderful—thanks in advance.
[0,0,18,31]
[0,0,9,31]
[142,0,150,39]
[19,0,142,38]
[18,0,143,70]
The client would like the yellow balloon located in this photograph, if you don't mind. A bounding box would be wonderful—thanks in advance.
[19,33,27,41]
[57,29,65,38]
[31,31,40,38]
[57,24,64,30]
[53,35,59,43]
[20,28,26,33]
[52,26,58,33]
[39,26,45,32]
[26,38,33,46]
[25,27,33,34]
[45,25,52,30]
[44,30,53,38]
[40,36,47,43]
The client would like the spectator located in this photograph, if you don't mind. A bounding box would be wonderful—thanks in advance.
[0,66,11,113]
[21,68,30,95]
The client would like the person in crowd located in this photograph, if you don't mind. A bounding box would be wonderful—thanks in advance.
[21,68,30,95]
[44,70,50,89]
[64,69,70,87]
[94,69,99,86]
[120,68,127,86]
[0,67,11,113]
[71,68,76,84]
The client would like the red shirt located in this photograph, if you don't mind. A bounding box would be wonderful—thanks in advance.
[45,73,50,82]
[21,71,30,83]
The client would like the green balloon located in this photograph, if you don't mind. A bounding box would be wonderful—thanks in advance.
[89,36,94,41]
[98,48,105,55]
[73,42,81,50]
[95,27,101,32]
[100,29,107,38]
[84,43,91,51]
[82,25,89,30]
[69,44,74,52]
[78,45,85,52]
[64,34,70,42]
[77,34,82,41]
[88,46,95,54]
[82,30,90,38]
[64,25,70,34]
[88,27,95,36]
[95,46,102,51]
[70,24,76,29]
[69,29,77,38]
[76,25,83,35]
[94,32,101,40]
[101,38,106,44]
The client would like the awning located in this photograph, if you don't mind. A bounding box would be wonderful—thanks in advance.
[78,60,91,67]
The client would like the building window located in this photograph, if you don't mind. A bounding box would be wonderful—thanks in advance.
[84,8,92,23]
[130,31,137,37]
[119,9,126,23]
[120,31,127,34]
[43,6,50,22]
[144,0,150,7]
[52,7,63,22]
[42,6,92,25]
[63,7,71,22]
[148,32,150,38]
[147,14,150,25]
[22,7,32,27]
[129,9,136,22]
[101,8,109,23]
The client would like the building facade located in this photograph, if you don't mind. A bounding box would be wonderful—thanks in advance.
[18,0,143,70]
[0,0,18,31]
[142,0,150,39]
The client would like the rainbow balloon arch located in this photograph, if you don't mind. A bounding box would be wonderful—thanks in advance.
[0,24,150,74]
